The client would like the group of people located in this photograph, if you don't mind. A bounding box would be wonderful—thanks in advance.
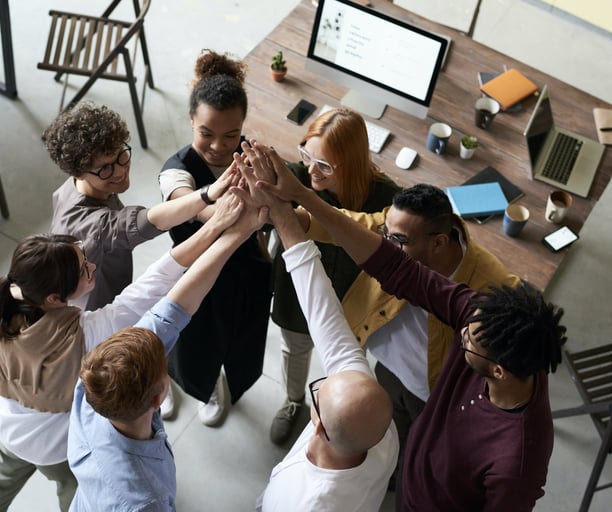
[0,47,568,512]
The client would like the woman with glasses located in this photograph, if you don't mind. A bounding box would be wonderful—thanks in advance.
[43,102,237,312]
[0,198,242,511]
[157,50,273,426]
[268,108,399,445]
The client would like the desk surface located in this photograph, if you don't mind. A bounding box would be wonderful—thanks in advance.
[242,0,611,291]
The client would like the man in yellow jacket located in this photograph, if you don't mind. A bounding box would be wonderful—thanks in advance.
[306,184,520,486]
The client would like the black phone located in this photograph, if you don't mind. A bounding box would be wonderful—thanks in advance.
[542,226,579,252]
[286,99,316,125]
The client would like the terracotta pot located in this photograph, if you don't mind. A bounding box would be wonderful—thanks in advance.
[270,65,287,82]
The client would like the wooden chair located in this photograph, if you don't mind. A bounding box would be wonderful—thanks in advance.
[0,174,9,219]
[37,0,154,148]
[552,344,612,511]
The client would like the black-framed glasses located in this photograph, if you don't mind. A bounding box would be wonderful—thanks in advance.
[74,241,90,280]
[297,145,334,175]
[376,223,441,250]
[87,144,132,180]
[309,377,330,441]
[460,326,498,364]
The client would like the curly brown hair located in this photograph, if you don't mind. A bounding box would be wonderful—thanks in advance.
[189,49,248,119]
[42,102,130,177]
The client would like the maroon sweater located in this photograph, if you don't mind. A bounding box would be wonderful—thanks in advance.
[361,239,552,512]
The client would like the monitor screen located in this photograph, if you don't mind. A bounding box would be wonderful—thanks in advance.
[306,0,448,119]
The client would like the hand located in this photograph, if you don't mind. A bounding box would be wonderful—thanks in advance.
[240,142,309,203]
[207,189,244,232]
[225,197,269,240]
[207,160,241,202]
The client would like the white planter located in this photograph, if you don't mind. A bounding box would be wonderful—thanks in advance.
[459,143,476,159]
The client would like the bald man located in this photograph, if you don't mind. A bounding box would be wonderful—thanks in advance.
[250,178,398,511]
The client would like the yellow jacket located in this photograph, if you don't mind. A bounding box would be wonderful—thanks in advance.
[306,208,521,391]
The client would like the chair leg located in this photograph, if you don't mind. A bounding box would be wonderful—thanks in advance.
[579,412,612,512]
[122,50,147,149]
[0,176,9,219]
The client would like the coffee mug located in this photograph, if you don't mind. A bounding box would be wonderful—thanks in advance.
[427,122,452,154]
[503,204,530,237]
[546,190,572,223]
[475,97,500,130]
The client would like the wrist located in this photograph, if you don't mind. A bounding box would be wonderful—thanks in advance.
[199,184,215,205]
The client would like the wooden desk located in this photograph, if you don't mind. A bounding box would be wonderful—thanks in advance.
[242,0,611,291]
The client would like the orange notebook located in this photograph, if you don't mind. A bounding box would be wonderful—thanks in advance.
[479,68,538,110]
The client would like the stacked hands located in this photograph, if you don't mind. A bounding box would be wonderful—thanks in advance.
[230,140,304,225]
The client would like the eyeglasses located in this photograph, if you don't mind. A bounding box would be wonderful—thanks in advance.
[74,241,90,281]
[376,224,441,250]
[309,377,330,441]
[297,145,334,175]
[460,326,498,364]
[87,144,132,180]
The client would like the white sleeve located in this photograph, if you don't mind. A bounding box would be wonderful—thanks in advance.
[282,240,372,377]
[159,168,196,201]
[80,251,187,351]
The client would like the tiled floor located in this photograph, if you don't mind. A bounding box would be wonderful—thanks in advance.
[1,1,611,511]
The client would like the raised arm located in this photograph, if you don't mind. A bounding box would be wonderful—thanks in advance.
[168,197,267,315]
[151,162,240,230]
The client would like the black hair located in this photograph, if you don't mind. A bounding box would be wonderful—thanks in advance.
[0,234,80,340]
[392,184,454,235]
[469,281,567,378]
[189,49,248,118]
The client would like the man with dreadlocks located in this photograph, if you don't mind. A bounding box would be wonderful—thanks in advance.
[238,142,568,512]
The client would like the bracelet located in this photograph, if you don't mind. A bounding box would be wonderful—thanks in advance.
[200,184,215,205]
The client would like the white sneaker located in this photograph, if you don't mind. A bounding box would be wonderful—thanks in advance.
[197,372,228,426]
[160,384,175,420]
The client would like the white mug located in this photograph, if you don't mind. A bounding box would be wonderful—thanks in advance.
[546,190,572,223]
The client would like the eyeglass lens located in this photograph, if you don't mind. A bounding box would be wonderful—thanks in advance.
[297,145,333,175]
[93,145,132,180]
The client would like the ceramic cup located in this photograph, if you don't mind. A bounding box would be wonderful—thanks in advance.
[503,204,530,237]
[426,122,452,154]
[475,97,500,130]
[546,190,572,223]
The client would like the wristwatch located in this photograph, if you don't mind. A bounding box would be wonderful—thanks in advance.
[200,184,215,205]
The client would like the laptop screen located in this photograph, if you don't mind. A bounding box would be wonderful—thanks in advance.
[524,85,554,169]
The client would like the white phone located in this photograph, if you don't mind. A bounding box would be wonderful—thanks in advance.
[542,226,579,252]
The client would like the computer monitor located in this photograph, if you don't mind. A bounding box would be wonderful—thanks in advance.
[306,0,448,120]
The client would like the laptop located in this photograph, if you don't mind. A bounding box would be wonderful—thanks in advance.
[523,85,605,198]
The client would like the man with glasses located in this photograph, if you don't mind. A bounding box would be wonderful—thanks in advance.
[43,102,237,313]
[306,184,520,486]
[240,142,568,512]
[240,166,398,511]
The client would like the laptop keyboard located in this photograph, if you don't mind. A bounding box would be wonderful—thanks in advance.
[541,133,583,184]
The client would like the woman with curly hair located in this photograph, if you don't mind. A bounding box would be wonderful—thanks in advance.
[44,102,237,311]
[158,49,273,426]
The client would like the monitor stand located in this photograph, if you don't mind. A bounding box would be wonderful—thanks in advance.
[340,89,386,120]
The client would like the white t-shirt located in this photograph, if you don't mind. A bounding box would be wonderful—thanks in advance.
[257,241,399,511]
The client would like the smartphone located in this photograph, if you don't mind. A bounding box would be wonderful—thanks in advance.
[542,226,579,252]
[286,99,316,125]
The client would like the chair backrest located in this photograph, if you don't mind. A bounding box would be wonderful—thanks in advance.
[564,344,612,441]
[38,0,151,79]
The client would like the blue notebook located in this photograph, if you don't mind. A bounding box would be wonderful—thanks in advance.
[445,182,508,219]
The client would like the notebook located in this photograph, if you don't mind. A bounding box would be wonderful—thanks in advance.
[445,182,508,219]
[480,68,538,111]
[462,166,524,224]
[523,85,605,198]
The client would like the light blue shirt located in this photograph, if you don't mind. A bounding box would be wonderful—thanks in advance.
[68,297,190,512]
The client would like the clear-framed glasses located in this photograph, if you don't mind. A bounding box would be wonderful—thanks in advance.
[87,144,132,180]
[297,145,334,175]
[308,377,330,441]
[460,326,498,364]
[376,224,441,250]
[74,241,90,280]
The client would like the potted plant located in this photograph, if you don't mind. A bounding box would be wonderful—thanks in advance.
[270,50,287,82]
[460,135,479,159]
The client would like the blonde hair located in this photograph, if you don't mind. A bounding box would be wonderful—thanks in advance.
[301,108,382,210]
